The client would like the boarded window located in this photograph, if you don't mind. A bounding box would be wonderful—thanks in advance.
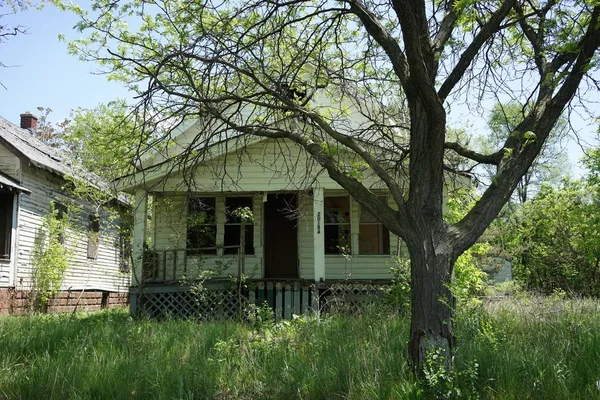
[359,198,390,255]
[0,191,14,260]
[187,197,217,255]
[87,214,100,259]
[324,196,351,254]
[224,197,254,255]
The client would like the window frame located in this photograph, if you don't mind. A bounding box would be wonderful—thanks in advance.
[323,195,352,255]
[358,196,390,255]
[186,196,218,255]
[223,196,254,255]
[0,191,15,261]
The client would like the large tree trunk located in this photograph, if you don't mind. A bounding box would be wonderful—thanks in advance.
[407,238,456,371]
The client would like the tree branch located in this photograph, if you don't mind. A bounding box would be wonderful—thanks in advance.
[438,0,516,101]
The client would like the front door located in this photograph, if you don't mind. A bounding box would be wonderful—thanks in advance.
[264,193,298,278]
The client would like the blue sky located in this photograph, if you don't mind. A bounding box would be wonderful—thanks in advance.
[1,3,597,177]
[0,3,133,123]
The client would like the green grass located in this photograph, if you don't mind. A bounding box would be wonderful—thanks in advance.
[1,297,600,399]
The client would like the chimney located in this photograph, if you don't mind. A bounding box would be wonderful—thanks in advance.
[20,112,38,132]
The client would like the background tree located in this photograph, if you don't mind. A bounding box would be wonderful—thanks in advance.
[505,180,600,296]
[481,102,570,203]
[63,0,600,369]
[61,99,143,182]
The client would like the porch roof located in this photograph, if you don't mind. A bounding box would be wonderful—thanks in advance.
[0,171,30,194]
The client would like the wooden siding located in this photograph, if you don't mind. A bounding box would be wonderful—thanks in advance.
[152,193,264,280]
[14,166,129,292]
[0,144,21,180]
[147,138,395,193]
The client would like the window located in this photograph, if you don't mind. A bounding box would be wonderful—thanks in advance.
[224,197,254,255]
[0,191,14,260]
[187,197,217,255]
[324,196,351,254]
[87,214,100,259]
[118,210,132,273]
[53,201,68,245]
[359,198,390,255]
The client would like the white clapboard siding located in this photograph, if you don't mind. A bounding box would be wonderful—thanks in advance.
[15,166,129,292]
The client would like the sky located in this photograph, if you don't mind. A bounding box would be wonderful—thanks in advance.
[1,3,598,177]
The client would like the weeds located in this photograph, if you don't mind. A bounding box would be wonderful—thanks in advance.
[1,297,600,399]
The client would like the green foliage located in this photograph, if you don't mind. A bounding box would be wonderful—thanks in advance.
[61,99,141,182]
[423,347,480,400]
[385,256,411,314]
[30,204,74,311]
[446,188,491,301]
[505,181,600,296]
[451,244,491,302]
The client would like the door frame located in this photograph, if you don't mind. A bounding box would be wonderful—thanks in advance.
[262,191,300,279]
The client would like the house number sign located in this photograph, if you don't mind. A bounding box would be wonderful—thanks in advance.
[317,212,321,234]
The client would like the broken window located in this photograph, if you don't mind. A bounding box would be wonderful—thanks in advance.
[324,196,351,254]
[53,201,68,245]
[224,197,254,255]
[0,191,14,260]
[359,198,390,255]
[87,214,100,259]
[187,197,217,255]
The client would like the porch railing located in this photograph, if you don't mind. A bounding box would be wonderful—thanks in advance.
[142,246,241,283]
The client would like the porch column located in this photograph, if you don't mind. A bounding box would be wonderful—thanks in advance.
[313,187,325,281]
[132,189,148,287]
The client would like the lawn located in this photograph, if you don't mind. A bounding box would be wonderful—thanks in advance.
[1,297,600,399]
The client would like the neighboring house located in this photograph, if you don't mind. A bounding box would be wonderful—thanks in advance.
[117,97,458,319]
[0,113,130,314]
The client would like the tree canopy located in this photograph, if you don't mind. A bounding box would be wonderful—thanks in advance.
[62,0,600,369]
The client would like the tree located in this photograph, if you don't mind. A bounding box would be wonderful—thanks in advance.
[506,180,600,296]
[1,0,35,87]
[64,0,600,369]
[481,102,569,203]
[61,100,143,182]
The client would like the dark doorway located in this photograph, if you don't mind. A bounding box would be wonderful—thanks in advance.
[264,193,298,278]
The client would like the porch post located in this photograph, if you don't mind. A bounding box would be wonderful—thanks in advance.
[313,187,325,282]
[132,189,148,288]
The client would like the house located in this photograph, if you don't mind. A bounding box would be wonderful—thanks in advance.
[0,112,130,314]
[117,91,459,319]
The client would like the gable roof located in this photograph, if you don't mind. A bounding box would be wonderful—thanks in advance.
[0,116,129,204]
[0,115,77,177]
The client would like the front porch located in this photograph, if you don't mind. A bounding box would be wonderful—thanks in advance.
[129,186,401,319]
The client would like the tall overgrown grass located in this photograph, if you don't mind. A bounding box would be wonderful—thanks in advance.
[1,296,600,399]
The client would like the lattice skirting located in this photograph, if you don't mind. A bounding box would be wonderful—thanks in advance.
[131,281,391,321]
[136,288,248,320]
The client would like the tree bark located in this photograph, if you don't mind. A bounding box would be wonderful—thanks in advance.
[407,237,456,371]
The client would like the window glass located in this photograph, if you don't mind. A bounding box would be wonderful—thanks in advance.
[187,197,217,255]
[324,196,351,254]
[359,198,390,255]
